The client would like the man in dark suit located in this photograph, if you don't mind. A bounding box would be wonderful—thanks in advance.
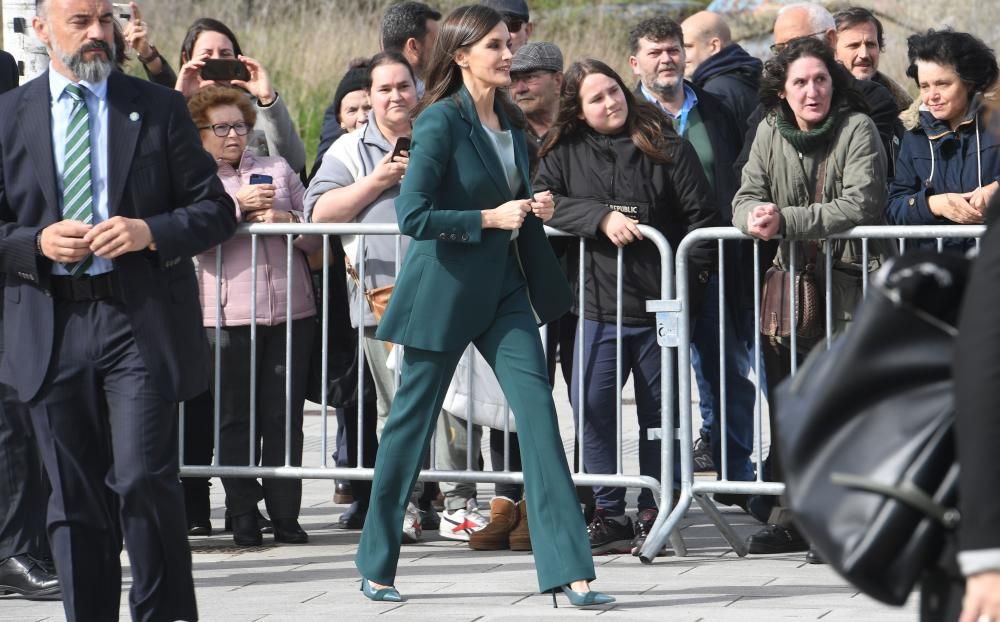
[0,48,62,601]
[0,1,236,620]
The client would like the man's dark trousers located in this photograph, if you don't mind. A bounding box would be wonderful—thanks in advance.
[0,383,50,563]
[27,296,195,621]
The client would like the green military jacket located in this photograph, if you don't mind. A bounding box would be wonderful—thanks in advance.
[375,86,572,351]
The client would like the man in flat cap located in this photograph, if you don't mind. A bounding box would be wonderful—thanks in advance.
[482,0,532,52]
[510,41,562,146]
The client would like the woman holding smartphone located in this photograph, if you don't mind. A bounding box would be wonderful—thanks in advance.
[353,5,612,607]
[188,86,317,547]
[174,18,307,174]
[305,51,420,537]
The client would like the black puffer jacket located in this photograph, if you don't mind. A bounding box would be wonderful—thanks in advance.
[537,130,720,325]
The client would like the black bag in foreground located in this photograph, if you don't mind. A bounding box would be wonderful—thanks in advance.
[775,251,967,606]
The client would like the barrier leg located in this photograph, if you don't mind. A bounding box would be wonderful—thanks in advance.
[694,493,749,557]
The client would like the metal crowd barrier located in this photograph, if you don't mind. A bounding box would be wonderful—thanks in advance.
[179,222,684,553]
[637,225,986,563]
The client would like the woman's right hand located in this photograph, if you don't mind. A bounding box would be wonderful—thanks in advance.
[371,150,408,189]
[236,183,276,213]
[928,192,986,224]
[482,200,531,230]
[600,211,644,247]
[747,203,781,240]
[175,57,207,97]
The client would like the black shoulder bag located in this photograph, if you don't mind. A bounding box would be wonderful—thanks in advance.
[775,251,967,606]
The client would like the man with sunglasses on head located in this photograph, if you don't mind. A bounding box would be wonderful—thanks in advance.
[736,2,901,176]
[481,0,533,53]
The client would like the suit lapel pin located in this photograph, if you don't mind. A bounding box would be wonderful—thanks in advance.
[129,112,140,122]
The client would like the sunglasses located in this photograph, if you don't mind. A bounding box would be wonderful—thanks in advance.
[504,17,526,33]
[770,31,828,54]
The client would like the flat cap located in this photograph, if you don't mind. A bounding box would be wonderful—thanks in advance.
[481,0,529,21]
[510,41,563,74]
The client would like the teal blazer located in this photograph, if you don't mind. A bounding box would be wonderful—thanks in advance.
[375,86,572,352]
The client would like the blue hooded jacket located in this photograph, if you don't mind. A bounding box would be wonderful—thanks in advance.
[886,96,1000,249]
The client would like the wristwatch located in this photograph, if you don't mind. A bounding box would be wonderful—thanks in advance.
[138,46,159,65]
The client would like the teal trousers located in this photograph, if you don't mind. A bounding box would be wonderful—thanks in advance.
[355,253,595,592]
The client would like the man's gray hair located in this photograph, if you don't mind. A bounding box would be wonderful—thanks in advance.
[777,2,835,33]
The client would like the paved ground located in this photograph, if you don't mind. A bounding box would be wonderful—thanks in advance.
[2,377,920,621]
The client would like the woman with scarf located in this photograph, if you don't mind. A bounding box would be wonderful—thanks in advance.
[731,36,889,558]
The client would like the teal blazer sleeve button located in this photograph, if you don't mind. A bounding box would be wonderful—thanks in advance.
[439,233,447,240]
[449,233,457,240]
[461,233,469,241]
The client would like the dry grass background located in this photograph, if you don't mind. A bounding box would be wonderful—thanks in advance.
[138,0,998,168]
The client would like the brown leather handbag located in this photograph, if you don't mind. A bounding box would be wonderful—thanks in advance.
[345,258,393,324]
[760,245,823,339]
[759,149,829,340]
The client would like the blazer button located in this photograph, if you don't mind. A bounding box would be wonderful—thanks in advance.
[461,233,469,241]
[439,233,447,240]
[449,233,457,240]
[908,197,916,207]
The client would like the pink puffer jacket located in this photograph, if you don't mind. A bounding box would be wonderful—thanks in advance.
[198,151,317,327]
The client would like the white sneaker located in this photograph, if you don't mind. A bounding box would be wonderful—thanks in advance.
[402,501,423,544]
[439,499,490,541]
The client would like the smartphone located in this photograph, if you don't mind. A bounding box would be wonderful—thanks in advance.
[200,59,251,82]
[390,137,411,161]
[249,174,272,185]
[112,2,131,24]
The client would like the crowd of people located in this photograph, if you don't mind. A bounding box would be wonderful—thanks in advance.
[0,0,999,619]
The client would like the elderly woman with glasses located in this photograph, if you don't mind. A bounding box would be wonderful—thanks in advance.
[187,85,318,548]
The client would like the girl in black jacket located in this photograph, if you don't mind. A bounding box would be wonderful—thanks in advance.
[535,59,719,556]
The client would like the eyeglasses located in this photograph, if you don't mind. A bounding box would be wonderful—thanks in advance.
[504,17,525,33]
[770,31,828,54]
[199,122,250,137]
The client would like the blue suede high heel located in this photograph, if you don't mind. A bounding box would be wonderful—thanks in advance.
[550,585,616,607]
[360,578,402,602]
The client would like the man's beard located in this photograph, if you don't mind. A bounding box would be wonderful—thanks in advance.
[53,38,114,83]
[645,64,683,99]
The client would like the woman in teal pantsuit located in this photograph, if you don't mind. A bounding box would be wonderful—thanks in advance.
[355,5,613,606]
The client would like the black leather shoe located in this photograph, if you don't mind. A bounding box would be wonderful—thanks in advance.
[805,548,826,564]
[231,512,263,547]
[188,519,212,537]
[224,508,272,534]
[0,555,61,599]
[335,501,367,529]
[747,523,808,554]
[273,519,309,544]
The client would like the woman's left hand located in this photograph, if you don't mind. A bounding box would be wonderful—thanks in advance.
[530,190,555,223]
[967,181,999,214]
[232,55,276,106]
[246,209,295,224]
[959,571,1000,622]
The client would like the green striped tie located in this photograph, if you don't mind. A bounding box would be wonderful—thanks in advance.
[62,83,93,277]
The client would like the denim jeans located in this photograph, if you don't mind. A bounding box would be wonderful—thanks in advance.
[572,319,667,515]
[690,274,757,482]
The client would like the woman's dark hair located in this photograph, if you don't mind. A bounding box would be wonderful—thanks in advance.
[112,20,128,70]
[179,18,244,65]
[414,4,522,127]
[905,29,999,95]
[759,36,868,116]
[539,59,678,165]
[366,51,417,90]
